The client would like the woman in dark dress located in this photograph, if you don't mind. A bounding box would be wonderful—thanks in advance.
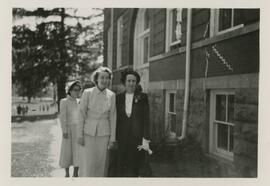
[115,70,151,177]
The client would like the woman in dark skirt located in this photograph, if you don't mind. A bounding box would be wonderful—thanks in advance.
[114,70,152,177]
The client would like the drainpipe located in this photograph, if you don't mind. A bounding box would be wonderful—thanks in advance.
[110,8,114,65]
[178,9,192,141]
[109,8,114,90]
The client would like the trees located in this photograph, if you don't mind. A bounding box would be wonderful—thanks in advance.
[12,8,103,106]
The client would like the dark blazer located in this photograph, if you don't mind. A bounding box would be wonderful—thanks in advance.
[116,91,150,143]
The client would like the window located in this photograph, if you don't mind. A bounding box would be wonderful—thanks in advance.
[134,9,150,68]
[117,16,123,68]
[166,90,177,136]
[133,9,151,93]
[166,8,183,52]
[107,26,113,70]
[209,90,235,160]
[210,9,244,36]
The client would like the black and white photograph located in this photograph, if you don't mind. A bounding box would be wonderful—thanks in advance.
[1,0,270,184]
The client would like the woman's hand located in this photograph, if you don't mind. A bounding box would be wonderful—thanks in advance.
[77,137,85,146]
[63,133,68,139]
[108,141,117,150]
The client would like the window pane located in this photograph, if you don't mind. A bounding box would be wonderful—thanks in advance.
[143,36,149,63]
[169,113,177,133]
[219,9,232,31]
[216,94,226,121]
[233,9,244,26]
[169,93,175,112]
[171,9,177,42]
[144,10,150,30]
[217,123,228,150]
[228,95,235,123]
[229,126,234,152]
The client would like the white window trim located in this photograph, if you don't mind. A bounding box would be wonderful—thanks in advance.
[116,16,123,68]
[209,90,235,161]
[166,8,182,52]
[210,9,244,37]
[134,9,150,70]
[165,90,177,136]
[107,26,113,70]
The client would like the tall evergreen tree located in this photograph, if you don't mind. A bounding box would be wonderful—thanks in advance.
[12,8,103,106]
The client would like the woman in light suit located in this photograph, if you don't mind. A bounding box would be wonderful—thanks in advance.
[77,67,116,177]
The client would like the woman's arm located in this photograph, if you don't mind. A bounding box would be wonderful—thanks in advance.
[77,90,89,138]
[59,99,68,134]
[109,93,117,142]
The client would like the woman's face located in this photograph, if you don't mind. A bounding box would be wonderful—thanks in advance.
[97,71,111,90]
[70,85,81,98]
[125,74,137,93]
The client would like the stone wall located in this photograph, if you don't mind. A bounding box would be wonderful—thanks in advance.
[234,88,258,177]
[147,77,258,177]
[148,89,166,142]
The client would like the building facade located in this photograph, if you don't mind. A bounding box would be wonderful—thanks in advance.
[103,8,259,177]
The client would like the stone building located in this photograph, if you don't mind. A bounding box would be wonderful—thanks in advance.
[103,8,259,177]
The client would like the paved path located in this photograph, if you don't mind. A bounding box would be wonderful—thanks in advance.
[11,119,64,177]
[11,118,213,177]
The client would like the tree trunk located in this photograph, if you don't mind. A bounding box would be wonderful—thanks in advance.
[57,76,67,112]
[56,8,67,112]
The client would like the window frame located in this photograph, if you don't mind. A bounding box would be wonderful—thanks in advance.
[165,90,177,135]
[166,8,182,52]
[106,26,113,70]
[210,9,244,37]
[134,9,150,70]
[116,16,123,68]
[209,90,235,161]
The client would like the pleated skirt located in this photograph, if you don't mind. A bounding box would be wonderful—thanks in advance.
[78,135,110,177]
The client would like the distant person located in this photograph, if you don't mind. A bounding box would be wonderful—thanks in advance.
[59,80,82,177]
[21,105,25,116]
[46,104,49,111]
[42,105,45,112]
[17,104,22,115]
[25,105,29,115]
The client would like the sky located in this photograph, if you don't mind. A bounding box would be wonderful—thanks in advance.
[12,8,104,64]
[13,8,104,31]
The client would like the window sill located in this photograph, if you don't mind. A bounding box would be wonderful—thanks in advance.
[112,65,133,73]
[134,63,149,70]
[216,24,244,36]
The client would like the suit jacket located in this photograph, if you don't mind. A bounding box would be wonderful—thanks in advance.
[77,86,116,142]
[116,91,150,144]
[59,95,80,133]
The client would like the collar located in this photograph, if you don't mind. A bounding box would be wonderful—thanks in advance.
[67,95,77,102]
[94,86,107,95]
[125,92,134,96]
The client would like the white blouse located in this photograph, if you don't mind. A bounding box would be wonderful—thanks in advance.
[125,93,134,117]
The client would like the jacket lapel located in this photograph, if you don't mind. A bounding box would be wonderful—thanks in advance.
[130,91,139,117]
[120,92,126,115]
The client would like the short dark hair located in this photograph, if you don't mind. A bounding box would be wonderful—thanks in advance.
[121,70,141,85]
[92,67,112,85]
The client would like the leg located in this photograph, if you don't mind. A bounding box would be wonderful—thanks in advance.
[65,167,70,177]
[73,167,79,177]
